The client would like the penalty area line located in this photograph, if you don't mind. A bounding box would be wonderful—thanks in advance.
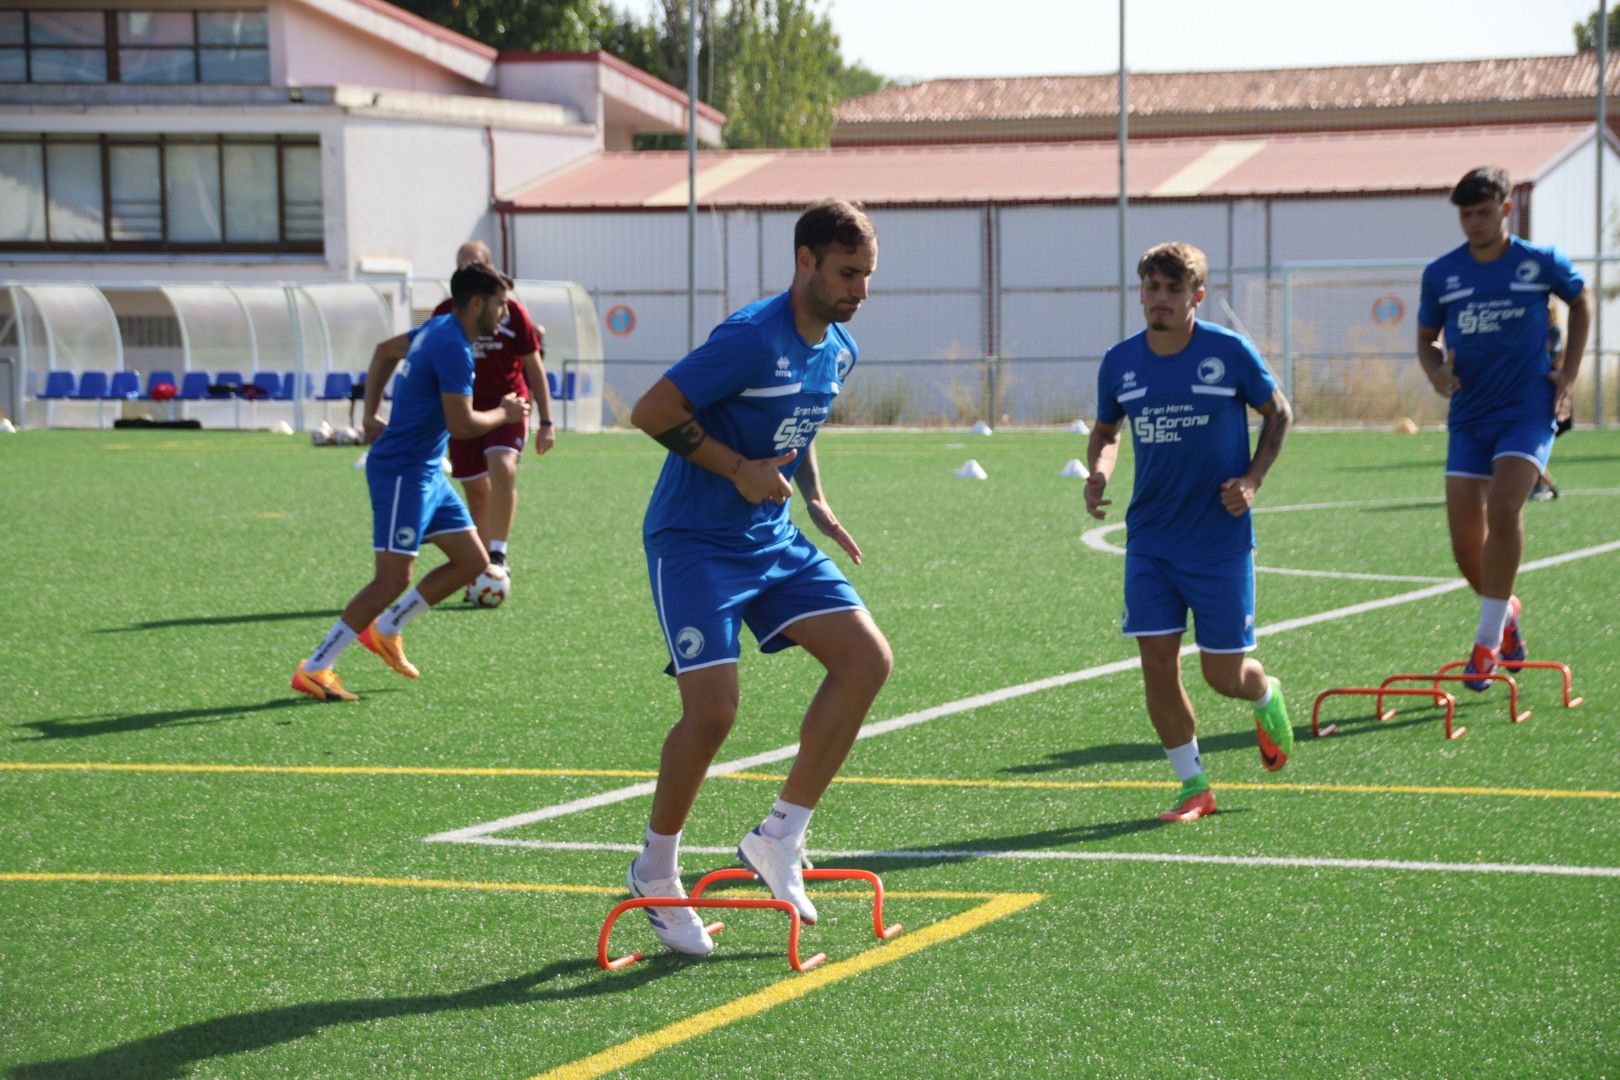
[468,839,1620,880]
[426,536,1620,848]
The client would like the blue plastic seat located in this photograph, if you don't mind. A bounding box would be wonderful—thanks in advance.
[39,370,76,399]
[215,370,244,390]
[546,371,577,400]
[177,371,212,400]
[251,371,284,399]
[317,372,354,400]
[73,371,109,400]
[108,372,140,399]
[145,369,177,398]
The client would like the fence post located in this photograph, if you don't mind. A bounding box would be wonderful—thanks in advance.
[1280,267,1295,407]
[985,352,998,424]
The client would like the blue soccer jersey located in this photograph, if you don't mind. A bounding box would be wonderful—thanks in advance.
[644,291,856,556]
[1418,237,1584,428]
[1095,320,1278,560]
[366,313,476,473]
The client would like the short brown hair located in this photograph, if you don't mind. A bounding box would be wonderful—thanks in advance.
[1137,242,1208,292]
[795,198,877,264]
[1451,166,1511,207]
[450,262,513,307]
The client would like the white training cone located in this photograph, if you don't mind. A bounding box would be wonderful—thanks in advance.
[969,420,993,436]
[353,450,369,469]
[955,459,988,479]
[271,419,294,435]
[1068,418,1091,435]
[0,418,15,433]
[1059,458,1087,477]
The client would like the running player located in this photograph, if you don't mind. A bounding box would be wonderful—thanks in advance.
[624,198,892,956]
[432,240,555,579]
[1416,166,1590,687]
[292,263,529,701]
[1083,242,1294,823]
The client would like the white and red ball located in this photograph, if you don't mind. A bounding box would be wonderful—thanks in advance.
[467,565,511,608]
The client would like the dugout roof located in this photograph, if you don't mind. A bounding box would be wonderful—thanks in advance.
[502,122,1602,210]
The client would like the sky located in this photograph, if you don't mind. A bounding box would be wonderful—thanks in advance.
[623,0,1606,80]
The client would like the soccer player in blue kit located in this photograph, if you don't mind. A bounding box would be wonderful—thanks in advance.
[624,199,892,956]
[1416,166,1590,689]
[291,263,529,701]
[1083,242,1295,822]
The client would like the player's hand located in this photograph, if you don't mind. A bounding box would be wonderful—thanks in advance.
[806,498,862,565]
[1083,471,1111,520]
[1429,349,1461,398]
[500,393,530,425]
[362,416,387,444]
[532,421,556,456]
[733,448,796,505]
[1220,476,1259,516]
[1548,367,1575,422]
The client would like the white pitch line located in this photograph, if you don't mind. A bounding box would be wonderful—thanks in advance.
[445,838,1620,880]
[424,536,1620,847]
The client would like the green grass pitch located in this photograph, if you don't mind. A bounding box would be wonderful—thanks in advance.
[1,426,1617,1078]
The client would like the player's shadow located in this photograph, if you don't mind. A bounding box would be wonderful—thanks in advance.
[5,957,680,1080]
[94,609,345,633]
[13,693,397,740]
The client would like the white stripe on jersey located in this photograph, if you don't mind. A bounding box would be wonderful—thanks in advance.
[739,383,803,397]
[1117,387,1148,402]
[1191,385,1237,396]
[1437,287,1474,304]
[1509,282,1552,292]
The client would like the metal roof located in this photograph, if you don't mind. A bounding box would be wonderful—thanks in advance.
[503,122,1598,210]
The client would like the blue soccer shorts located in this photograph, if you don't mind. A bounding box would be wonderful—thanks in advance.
[368,464,475,555]
[1445,413,1558,479]
[647,531,865,675]
[1122,549,1256,654]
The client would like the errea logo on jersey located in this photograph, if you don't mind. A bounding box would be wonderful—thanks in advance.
[1122,370,1137,386]
[1445,275,1461,292]
[1516,259,1541,282]
[774,356,792,377]
[1197,357,1226,384]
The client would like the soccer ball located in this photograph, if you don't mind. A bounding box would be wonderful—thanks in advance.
[467,565,511,608]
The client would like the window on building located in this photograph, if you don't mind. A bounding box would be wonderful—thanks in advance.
[0,9,269,84]
[0,133,322,253]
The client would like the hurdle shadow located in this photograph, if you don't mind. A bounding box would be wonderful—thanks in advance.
[95,610,347,633]
[6,958,674,1080]
[13,692,398,741]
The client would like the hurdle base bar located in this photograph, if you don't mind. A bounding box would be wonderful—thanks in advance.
[1313,687,1460,740]
[598,897,825,972]
[1435,658,1583,709]
[691,867,903,941]
[1379,672,1531,728]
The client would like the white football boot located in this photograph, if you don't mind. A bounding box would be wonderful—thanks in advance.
[626,859,715,956]
[737,828,817,925]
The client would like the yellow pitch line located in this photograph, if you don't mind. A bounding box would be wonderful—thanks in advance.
[6,761,1615,801]
[533,892,1046,1080]
[0,871,619,896]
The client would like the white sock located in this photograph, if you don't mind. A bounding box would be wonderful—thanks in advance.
[377,589,428,636]
[636,828,681,881]
[1165,740,1205,783]
[1476,596,1510,648]
[489,539,508,556]
[1252,679,1273,710]
[760,799,813,843]
[305,620,358,671]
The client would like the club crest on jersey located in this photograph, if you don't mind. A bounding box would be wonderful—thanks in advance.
[835,348,853,379]
[774,355,793,378]
[394,526,417,548]
[1516,259,1540,282]
[675,626,705,660]
[1197,357,1226,384]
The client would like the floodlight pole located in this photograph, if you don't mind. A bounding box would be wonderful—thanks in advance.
[687,0,699,352]
[1117,0,1128,340]
[1597,0,1608,426]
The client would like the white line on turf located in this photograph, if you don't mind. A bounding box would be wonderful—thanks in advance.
[424,536,1620,847]
[443,838,1620,879]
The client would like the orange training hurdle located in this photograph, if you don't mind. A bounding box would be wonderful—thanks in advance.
[598,867,902,974]
[1435,658,1584,709]
[1313,687,1457,739]
[1378,672,1531,736]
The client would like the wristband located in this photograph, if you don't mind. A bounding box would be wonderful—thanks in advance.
[539,419,554,427]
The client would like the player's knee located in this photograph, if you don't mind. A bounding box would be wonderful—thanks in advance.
[374,564,411,597]
[678,704,737,748]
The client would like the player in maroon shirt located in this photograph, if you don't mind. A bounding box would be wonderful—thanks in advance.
[432,241,555,580]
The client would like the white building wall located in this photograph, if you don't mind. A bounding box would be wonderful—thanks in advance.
[279,2,482,95]
[1270,195,1455,262]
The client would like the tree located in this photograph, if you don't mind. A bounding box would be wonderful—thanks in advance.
[395,0,889,149]
[1575,6,1620,51]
